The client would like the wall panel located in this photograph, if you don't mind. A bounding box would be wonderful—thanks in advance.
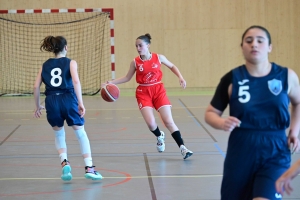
[0,0,299,89]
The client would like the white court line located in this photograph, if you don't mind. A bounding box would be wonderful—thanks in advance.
[0,174,224,181]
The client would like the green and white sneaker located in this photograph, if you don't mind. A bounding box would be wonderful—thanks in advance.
[85,166,103,180]
[61,159,72,181]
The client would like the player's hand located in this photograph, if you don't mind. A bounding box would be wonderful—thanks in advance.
[101,81,112,88]
[33,105,45,118]
[288,134,300,154]
[275,160,300,195]
[179,78,186,89]
[221,116,241,132]
[78,104,86,118]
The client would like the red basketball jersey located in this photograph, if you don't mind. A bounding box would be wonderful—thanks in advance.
[134,53,163,85]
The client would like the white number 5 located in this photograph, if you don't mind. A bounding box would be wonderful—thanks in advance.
[238,85,250,103]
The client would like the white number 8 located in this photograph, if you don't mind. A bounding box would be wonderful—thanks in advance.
[238,85,250,103]
[50,68,62,87]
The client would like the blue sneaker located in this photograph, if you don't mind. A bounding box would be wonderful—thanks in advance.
[61,159,72,181]
[85,166,103,180]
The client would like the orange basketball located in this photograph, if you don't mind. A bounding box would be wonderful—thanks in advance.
[101,84,120,102]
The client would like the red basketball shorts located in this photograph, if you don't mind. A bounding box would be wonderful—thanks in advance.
[135,83,171,110]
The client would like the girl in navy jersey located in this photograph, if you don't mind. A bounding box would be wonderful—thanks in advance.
[102,33,193,159]
[205,26,300,200]
[33,36,102,181]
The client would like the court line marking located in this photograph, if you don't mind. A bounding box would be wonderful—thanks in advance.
[0,106,207,113]
[144,153,157,200]
[0,168,132,197]
[0,174,223,181]
[178,99,217,142]
[214,143,226,158]
[2,173,298,181]
[178,99,227,158]
[0,125,20,146]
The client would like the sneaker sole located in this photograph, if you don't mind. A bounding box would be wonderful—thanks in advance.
[61,165,72,181]
[85,172,103,181]
[183,152,193,160]
[157,143,165,153]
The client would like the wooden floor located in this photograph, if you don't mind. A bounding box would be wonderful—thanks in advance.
[0,94,299,200]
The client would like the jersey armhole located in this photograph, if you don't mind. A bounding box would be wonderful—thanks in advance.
[156,54,162,64]
[210,70,232,111]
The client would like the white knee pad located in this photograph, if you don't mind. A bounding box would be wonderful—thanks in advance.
[54,128,67,150]
[74,126,91,155]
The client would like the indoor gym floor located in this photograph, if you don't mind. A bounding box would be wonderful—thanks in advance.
[0,92,299,200]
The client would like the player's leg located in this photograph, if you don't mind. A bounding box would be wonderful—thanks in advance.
[140,107,165,152]
[45,95,72,181]
[72,125,102,180]
[253,164,288,200]
[221,130,265,200]
[136,86,165,152]
[158,106,193,159]
[63,93,102,180]
[252,132,290,200]
[153,84,193,159]
[52,126,72,181]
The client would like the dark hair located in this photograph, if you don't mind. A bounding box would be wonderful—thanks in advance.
[136,33,152,44]
[241,25,271,46]
[40,36,67,54]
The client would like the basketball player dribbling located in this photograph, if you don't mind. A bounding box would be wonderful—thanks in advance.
[102,33,193,159]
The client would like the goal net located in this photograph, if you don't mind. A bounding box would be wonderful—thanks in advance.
[0,9,114,96]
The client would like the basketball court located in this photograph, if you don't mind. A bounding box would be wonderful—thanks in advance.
[0,6,300,200]
[0,92,299,200]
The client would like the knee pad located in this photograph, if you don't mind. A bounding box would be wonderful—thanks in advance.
[54,128,66,150]
[74,126,91,155]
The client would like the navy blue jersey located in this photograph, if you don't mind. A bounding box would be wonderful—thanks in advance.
[42,57,73,94]
[41,57,84,127]
[230,63,290,131]
[221,63,291,199]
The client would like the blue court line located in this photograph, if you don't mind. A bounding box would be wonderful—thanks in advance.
[178,99,226,158]
[214,143,226,158]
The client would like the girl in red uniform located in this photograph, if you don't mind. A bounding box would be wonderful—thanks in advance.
[103,33,193,159]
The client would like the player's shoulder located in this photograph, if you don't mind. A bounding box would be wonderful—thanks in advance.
[156,53,167,62]
[287,67,299,82]
[271,62,288,71]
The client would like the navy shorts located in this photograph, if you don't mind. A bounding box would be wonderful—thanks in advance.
[221,129,291,200]
[45,91,84,127]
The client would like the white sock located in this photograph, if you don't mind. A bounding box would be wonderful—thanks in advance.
[59,153,67,163]
[84,157,93,167]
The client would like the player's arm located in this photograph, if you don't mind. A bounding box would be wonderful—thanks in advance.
[204,71,241,132]
[287,68,300,153]
[159,54,186,89]
[33,67,44,118]
[70,60,85,117]
[106,61,136,85]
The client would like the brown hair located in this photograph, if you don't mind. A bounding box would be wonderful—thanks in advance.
[40,36,67,55]
[136,33,152,44]
[241,25,271,46]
